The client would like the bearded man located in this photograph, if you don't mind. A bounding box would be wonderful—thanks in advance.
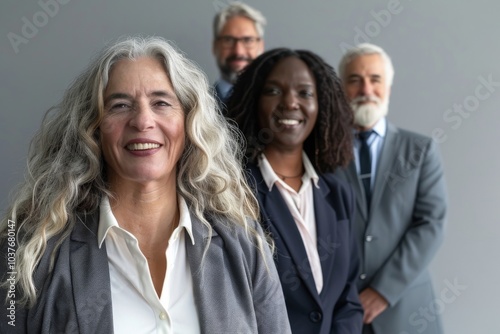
[212,2,265,109]
[336,43,448,334]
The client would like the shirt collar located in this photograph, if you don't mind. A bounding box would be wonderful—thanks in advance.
[372,117,387,138]
[97,195,195,249]
[215,78,233,98]
[258,152,320,191]
[173,196,195,245]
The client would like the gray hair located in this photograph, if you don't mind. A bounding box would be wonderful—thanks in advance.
[213,1,267,38]
[338,43,395,87]
[2,36,264,306]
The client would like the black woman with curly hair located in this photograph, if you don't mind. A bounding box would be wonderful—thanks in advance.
[227,48,363,334]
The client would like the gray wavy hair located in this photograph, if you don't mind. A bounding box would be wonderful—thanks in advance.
[213,1,267,38]
[2,36,262,306]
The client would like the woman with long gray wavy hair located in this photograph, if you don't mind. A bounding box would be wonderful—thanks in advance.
[0,36,291,334]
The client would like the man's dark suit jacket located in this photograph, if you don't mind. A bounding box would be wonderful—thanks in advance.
[248,164,363,334]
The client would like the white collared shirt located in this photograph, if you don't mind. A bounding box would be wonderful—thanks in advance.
[98,196,200,334]
[258,152,324,293]
[353,117,387,189]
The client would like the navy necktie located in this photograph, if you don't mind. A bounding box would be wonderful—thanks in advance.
[358,131,373,210]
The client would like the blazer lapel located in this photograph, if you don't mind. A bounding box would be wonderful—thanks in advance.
[186,214,253,334]
[70,211,114,334]
[250,165,320,302]
[313,177,338,298]
[185,214,215,333]
[338,162,368,221]
[370,123,400,216]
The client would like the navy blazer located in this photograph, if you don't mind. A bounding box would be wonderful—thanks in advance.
[213,80,231,114]
[248,164,363,334]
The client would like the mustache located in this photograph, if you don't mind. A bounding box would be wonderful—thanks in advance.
[225,55,252,62]
[350,95,382,105]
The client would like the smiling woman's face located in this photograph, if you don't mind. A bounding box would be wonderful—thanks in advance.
[99,57,185,188]
[257,56,318,153]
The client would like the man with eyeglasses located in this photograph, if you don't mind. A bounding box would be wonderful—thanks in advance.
[212,2,265,108]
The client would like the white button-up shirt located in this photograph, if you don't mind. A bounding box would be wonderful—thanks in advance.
[258,152,324,293]
[98,196,200,334]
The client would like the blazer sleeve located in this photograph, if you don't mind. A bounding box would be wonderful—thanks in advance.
[331,182,364,334]
[369,138,448,305]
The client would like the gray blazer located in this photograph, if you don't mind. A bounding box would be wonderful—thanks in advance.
[0,210,292,334]
[335,122,447,334]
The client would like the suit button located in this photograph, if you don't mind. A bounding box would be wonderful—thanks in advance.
[309,311,322,323]
[365,235,373,242]
[359,273,367,280]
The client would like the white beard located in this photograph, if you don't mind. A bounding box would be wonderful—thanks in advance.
[350,96,389,128]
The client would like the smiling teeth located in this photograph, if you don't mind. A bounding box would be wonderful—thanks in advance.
[127,143,160,151]
[278,119,300,125]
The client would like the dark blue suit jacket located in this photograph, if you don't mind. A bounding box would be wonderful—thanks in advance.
[213,80,231,114]
[247,164,363,334]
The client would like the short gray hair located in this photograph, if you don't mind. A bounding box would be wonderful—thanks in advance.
[338,43,395,87]
[213,1,266,39]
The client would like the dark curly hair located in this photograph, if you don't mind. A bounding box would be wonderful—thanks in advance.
[226,48,353,173]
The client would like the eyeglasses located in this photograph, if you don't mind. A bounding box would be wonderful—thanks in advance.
[216,36,261,49]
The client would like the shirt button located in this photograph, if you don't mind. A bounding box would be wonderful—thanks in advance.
[365,235,373,242]
[309,311,322,323]
[159,312,167,320]
[360,273,367,280]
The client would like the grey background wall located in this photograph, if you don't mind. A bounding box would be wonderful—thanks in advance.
[1,0,498,332]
